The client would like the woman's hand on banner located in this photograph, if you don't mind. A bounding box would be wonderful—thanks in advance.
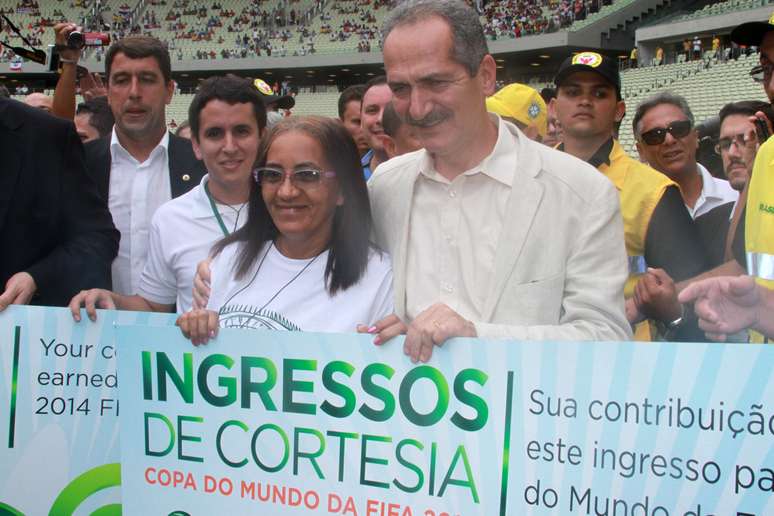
[357,313,408,346]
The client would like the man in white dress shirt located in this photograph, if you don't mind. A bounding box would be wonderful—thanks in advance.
[70,74,265,318]
[362,0,632,362]
[83,36,207,296]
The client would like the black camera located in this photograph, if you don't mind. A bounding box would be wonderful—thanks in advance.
[66,31,110,49]
[66,30,85,49]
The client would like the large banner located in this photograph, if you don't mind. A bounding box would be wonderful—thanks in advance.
[117,326,774,516]
[0,306,176,516]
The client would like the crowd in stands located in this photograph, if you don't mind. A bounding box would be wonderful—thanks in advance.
[0,0,634,63]
[649,35,761,67]
[3,0,763,68]
[0,0,396,62]
[477,0,614,40]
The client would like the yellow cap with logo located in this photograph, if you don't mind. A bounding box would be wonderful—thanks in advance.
[486,83,547,138]
[253,78,274,95]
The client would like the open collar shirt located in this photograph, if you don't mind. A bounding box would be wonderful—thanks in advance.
[108,128,172,295]
[138,174,247,312]
[687,163,738,219]
[405,116,518,321]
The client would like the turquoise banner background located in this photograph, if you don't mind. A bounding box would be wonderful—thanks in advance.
[2,306,772,515]
[0,306,175,516]
[116,325,774,515]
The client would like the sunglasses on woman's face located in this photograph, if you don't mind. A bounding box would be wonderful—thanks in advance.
[638,120,693,146]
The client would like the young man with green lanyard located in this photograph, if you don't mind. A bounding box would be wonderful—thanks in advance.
[68,75,266,317]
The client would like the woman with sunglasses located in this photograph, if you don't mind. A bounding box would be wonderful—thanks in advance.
[177,116,393,343]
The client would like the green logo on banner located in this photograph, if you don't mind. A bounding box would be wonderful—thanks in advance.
[47,463,122,516]
[0,502,24,516]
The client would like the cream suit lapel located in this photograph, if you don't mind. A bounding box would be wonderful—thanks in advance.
[388,168,420,321]
[482,129,545,320]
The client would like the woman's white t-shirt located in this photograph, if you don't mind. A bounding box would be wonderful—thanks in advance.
[207,242,394,333]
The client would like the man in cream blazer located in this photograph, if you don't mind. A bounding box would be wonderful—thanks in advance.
[362,0,631,362]
[369,120,631,337]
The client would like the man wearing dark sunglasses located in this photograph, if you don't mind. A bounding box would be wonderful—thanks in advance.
[633,92,738,220]
[553,51,707,341]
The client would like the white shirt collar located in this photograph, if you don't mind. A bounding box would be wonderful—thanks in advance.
[418,114,517,187]
[696,163,724,201]
[110,127,170,164]
[191,174,215,219]
[192,174,250,220]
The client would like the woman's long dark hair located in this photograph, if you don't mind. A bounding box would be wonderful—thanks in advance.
[213,116,373,295]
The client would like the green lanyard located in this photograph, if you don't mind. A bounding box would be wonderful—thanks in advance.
[204,182,230,237]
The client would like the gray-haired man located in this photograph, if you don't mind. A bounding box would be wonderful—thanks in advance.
[362,0,632,361]
[633,92,738,219]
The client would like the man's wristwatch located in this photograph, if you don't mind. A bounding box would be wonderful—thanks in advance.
[657,304,686,341]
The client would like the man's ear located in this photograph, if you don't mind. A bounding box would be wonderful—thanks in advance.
[615,99,626,123]
[548,97,557,118]
[165,79,175,105]
[635,141,646,163]
[191,135,203,161]
[381,134,397,160]
[477,54,497,97]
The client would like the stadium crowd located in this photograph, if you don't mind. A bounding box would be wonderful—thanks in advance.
[1,0,772,361]
[0,0,628,64]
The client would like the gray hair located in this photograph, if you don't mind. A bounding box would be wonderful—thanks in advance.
[381,0,488,77]
[632,91,695,138]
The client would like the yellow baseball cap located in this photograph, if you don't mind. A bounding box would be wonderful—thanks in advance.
[486,83,547,138]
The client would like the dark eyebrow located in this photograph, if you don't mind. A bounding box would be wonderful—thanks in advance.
[389,72,453,88]
[562,80,613,90]
[418,71,453,82]
[263,161,323,169]
[293,161,323,170]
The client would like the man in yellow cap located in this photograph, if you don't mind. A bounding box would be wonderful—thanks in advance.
[485,83,546,142]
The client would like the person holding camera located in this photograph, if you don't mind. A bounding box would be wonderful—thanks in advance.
[51,23,107,121]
